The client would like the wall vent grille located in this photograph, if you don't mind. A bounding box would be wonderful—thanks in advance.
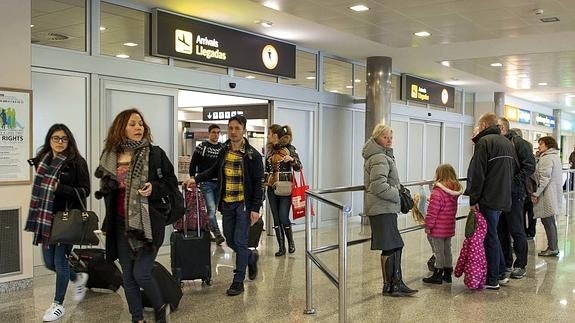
[0,208,21,275]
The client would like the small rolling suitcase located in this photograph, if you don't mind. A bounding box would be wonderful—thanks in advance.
[170,185,212,285]
[69,247,123,292]
[248,217,264,249]
[142,261,183,311]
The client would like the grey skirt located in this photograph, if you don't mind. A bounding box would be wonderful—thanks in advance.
[370,213,404,251]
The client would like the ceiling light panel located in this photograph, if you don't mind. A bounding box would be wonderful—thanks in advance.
[350,5,370,12]
[414,31,431,37]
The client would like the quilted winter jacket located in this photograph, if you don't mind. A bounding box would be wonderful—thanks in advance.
[425,182,463,238]
[533,148,563,218]
[454,210,487,289]
[362,138,401,216]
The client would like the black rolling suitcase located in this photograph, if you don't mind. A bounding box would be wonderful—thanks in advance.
[248,217,264,249]
[70,247,123,292]
[142,261,183,311]
[170,185,212,285]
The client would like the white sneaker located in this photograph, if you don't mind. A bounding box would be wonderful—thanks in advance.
[43,303,65,322]
[72,272,89,302]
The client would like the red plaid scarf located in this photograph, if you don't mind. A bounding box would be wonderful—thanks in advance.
[25,153,66,245]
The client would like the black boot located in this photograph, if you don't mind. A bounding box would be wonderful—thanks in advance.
[443,267,453,283]
[422,268,444,284]
[154,304,169,323]
[382,254,394,295]
[427,255,436,272]
[390,249,418,297]
[273,226,286,257]
[284,225,296,253]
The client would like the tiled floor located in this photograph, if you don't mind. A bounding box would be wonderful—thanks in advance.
[2,202,575,322]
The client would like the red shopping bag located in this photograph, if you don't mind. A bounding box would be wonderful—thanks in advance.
[291,170,314,220]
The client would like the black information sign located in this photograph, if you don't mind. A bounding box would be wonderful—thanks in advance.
[152,9,296,78]
[202,104,269,121]
[401,74,455,109]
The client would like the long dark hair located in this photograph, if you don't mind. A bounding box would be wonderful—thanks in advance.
[34,123,81,162]
[103,108,152,153]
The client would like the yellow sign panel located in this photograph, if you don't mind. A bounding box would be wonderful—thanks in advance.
[504,105,519,122]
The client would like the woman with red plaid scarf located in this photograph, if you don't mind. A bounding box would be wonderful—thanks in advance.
[25,124,90,322]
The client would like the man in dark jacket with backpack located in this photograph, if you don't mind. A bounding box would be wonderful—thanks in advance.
[467,113,514,289]
[497,118,535,280]
[189,124,225,245]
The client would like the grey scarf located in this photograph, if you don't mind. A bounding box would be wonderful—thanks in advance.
[99,139,152,251]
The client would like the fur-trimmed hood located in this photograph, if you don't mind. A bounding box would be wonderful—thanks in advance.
[266,133,292,151]
[435,182,464,196]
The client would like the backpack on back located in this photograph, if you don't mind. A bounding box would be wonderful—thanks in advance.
[150,146,185,225]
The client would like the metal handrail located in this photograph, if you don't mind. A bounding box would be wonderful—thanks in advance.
[303,178,468,323]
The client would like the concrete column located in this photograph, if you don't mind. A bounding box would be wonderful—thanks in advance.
[365,56,392,138]
[553,109,562,146]
[494,92,505,116]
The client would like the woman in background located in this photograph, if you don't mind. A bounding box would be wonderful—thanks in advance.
[265,124,302,256]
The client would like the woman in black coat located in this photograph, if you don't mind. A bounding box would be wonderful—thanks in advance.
[95,108,177,323]
[25,124,90,322]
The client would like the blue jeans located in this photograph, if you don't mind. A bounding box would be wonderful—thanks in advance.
[221,201,256,283]
[42,243,77,304]
[115,220,162,321]
[267,188,291,227]
[481,207,507,285]
[200,181,221,235]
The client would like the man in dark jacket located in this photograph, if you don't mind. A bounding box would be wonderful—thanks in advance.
[188,115,264,296]
[497,118,535,280]
[189,124,225,245]
[467,112,514,289]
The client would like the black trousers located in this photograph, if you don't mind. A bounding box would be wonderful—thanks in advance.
[498,190,528,269]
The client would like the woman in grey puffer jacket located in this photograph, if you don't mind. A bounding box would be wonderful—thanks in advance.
[362,123,417,297]
[531,136,563,257]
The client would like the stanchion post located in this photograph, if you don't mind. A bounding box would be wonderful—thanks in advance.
[338,206,350,323]
[304,194,316,315]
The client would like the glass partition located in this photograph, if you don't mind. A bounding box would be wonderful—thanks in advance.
[31,0,86,51]
[323,57,353,95]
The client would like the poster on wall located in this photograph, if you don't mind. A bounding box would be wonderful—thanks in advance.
[0,88,32,184]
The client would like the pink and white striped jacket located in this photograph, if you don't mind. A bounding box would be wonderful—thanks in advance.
[454,211,487,289]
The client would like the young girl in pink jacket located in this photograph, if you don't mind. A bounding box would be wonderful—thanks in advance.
[423,164,464,284]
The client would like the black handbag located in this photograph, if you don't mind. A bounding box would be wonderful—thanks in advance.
[399,184,414,214]
[50,188,99,245]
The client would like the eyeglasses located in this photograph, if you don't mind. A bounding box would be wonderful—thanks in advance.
[51,136,69,143]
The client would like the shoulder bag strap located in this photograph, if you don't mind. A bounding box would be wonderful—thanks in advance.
[73,188,87,211]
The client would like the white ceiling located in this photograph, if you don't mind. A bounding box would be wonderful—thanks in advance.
[32,0,575,111]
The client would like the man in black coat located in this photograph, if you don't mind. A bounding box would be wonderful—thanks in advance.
[497,118,535,280]
[467,112,514,289]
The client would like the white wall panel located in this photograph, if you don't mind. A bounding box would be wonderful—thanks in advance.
[425,123,442,180]
[408,122,424,181]
[391,120,408,183]
[352,110,365,215]
[320,107,353,220]
[445,126,461,176]
[462,125,474,178]
[31,71,88,268]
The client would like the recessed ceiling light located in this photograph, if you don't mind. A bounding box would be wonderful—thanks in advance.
[123,42,138,47]
[354,79,361,83]
[414,31,431,37]
[30,24,35,28]
[245,75,256,79]
[350,5,370,12]
[116,54,130,59]
[441,61,450,67]
[255,20,273,28]
[346,85,354,89]
[262,1,280,11]
[330,89,339,93]
[519,73,529,78]
[490,62,503,67]
[99,26,106,31]
[306,76,316,80]
[538,82,548,86]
